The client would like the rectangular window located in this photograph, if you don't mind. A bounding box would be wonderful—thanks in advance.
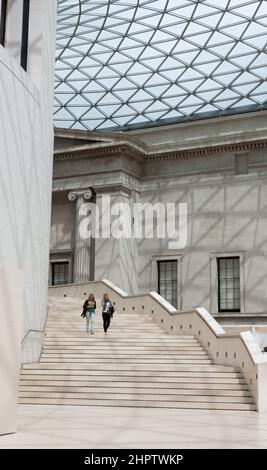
[0,0,7,46]
[158,260,177,308]
[217,257,240,312]
[20,0,30,71]
[51,262,69,286]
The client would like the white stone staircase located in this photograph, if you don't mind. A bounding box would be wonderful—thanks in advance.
[19,298,256,410]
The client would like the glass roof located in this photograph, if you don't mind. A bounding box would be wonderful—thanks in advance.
[54,0,267,131]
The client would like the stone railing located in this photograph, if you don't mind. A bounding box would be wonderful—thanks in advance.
[48,279,267,412]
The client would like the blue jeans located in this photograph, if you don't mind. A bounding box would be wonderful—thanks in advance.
[86,310,95,333]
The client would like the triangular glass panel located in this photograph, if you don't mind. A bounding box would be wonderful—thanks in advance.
[153,40,178,54]
[144,111,167,120]
[67,95,90,106]
[162,95,187,107]
[249,67,266,79]
[179,104,204,114]
[194,3,221,18]
[161,110,184,120]
[213,98,239,109]
[254,1,267,18]
[145,84,170,98]
[234,3,260,19]
[80,119,105,130]
[230,53,258,68]
[212,61,241,75]
[127,62,153,76]
[197,103,219,113]
[81,108,106,120]
[232,71,259,85]
[195,61,221,74]
[113,104,137,116]
[109,62,133,75]
[179,68,206,81]
[249,52,267,68]
[197,78,223,91]
[221,21,250,39]
[232,97,256,107]
[182,78,205,92]
[188,32,213,47]
[196,13,223,29]
[140,56,166,70]
[162,84,188,97]
[113,89,136,101]
[251,81,267,95]
[130,101,153,113]
[113,77,137,90]
[97,93,123,106]
[232,82,258,95]
[207,43,236,57]
[128,115,151,125]
[172,4,196,20]
[179,95,205,107]
[214,72,240,86]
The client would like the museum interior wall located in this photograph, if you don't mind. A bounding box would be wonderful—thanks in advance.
[0,1,57,434]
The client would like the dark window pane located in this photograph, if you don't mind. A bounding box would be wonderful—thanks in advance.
[52,262,69,286]
[0,0,7,46]
[158,260,177,308]
[218,257,240,312]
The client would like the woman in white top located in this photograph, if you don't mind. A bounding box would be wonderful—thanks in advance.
[101,293,113,335]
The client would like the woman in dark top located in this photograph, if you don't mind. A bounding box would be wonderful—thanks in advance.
[82,293,96,334]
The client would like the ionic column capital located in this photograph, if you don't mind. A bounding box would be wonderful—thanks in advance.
[68,188,95,202]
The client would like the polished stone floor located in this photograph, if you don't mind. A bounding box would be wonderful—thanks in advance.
[0,405,267,448]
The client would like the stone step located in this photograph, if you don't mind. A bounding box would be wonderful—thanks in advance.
[46,324,163,329]
[19,379,248,389]
[19,385,251,397]
[18,397,256,411]
[41,351,209,358]
[43,342,206,354]
[46,327,193,342]
[18,390,254,403]
[20,370,244,380]
[22,363,237,372]
[39,357,212,364]
[44,334,200,340]
[20,300,255,411]
[43,338,199,344]
[46,321,165,325]
[42,349,207,356]
[46,320,159,325]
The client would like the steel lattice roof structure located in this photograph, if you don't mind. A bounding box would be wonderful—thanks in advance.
[54,0,267,131]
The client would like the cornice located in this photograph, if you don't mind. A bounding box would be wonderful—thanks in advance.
[54,143,143,162]
[54,136,267,163]
[146,139,267,162]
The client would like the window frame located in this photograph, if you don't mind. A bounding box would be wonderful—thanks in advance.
[157,259,178,309]
[150,254,182,310]
[210,251,245,314]
[20,0,30,71]
[0,0,7,47]
[51,261,70,287]
[217,256,241,313]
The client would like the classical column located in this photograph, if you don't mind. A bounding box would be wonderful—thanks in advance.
[68,189,95,284]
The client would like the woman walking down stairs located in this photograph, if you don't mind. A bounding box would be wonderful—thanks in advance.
[19,297,256,410]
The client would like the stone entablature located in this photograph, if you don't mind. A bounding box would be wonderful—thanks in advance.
[51,114,267,315]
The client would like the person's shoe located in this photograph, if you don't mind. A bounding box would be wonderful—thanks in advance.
[104,331,107,335]
[91,331,94,334]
